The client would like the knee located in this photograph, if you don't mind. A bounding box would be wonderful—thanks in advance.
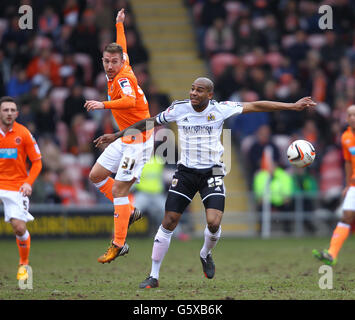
[207,222,220,234]
[89,169,101,184]
[13,224,26,237]
[341,211,355,225]
[162,212,180,231]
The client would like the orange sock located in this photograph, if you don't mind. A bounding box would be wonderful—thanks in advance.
[98,177,114,202]
[113,197,131,247]
[128,193,135,214]
[16,232,31,265]
[328,222,350,258]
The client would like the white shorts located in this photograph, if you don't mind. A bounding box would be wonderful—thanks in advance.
[97,136,154,182]
[342,186,355,211]
[0,190,34,223]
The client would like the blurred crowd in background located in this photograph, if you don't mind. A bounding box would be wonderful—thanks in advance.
[0,0,172,207]
[188,0,355,224]
[0,0,355,229]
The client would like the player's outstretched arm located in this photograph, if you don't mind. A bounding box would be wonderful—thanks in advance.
[242,97,316,114]
[115,8,128,55]
[94,116,158,148]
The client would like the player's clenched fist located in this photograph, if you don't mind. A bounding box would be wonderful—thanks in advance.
[116,8,125,23]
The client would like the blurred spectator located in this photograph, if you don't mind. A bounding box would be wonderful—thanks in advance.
[6,66,31,97]
[246,124,280,185]
[63,0,80,27]
[232,17,259,55]
[31,167,61,204]
[38,134,62,171]
[204,18,234,57]
[67,114,94,156]
[291,166,318,234]
[61,83,88,126]
[55,24,74,53]
[253,162,294,233]
[59,52,85,87]
[134,154,166,230]
[55,168,79,205]
[230,90,269,141]
[126,29,149,66]
[69,8,101,76]
[215,63,247,100]
[38,6,61,40]
[146,83,171,113]
[35,97,57,137]
[16,102,37,134]
[26,47,61,97]
[286,30,310,67]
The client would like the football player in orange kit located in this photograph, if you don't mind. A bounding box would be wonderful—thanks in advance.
[0,96,42,280]
[84,9,153,263]
[313,104,355,265]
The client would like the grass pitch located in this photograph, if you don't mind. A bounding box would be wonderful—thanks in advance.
[0,236,355,300]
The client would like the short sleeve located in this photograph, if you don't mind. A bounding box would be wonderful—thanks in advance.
[218,101,243,120]
[156,102,179,125]
[24,131,42,161]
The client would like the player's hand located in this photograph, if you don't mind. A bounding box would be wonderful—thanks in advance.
[93,133,118,148]
[20,183,32,197]
[116,8,125,23]
[84,100,105,111]
[293,97,317,111]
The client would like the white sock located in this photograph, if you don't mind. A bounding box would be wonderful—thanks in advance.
[150,225,173,279]
[16,230,29,241]
[200,225,221,259]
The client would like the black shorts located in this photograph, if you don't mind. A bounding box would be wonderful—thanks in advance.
[165,164,225,214]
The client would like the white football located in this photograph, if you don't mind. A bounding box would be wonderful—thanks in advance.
[287,139,316,168]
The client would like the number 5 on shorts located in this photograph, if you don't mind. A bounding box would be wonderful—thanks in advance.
[207,177,223,188]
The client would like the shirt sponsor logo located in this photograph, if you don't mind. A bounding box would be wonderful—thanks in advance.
[118,78,133,95]
[182,125,213,135]
[0,148,18,159]
[349,146,355,155]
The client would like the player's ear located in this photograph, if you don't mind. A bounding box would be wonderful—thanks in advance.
[208,91,214,100]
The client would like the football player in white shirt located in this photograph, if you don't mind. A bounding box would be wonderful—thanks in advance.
[94,77,316,288]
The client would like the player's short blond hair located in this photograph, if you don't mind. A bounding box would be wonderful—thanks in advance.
[103,43,123,59]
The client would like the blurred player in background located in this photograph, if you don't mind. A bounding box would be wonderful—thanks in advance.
[0,96,42,280]
[84,9,153,263]
[94,77,316,288]
[313,105,355,266]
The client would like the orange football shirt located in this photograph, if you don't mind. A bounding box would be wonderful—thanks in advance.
[341,126,355,186]
[0,122,42,191]
[103,22,152,144]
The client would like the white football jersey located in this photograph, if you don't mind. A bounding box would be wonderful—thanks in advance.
[156,99,243,169]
